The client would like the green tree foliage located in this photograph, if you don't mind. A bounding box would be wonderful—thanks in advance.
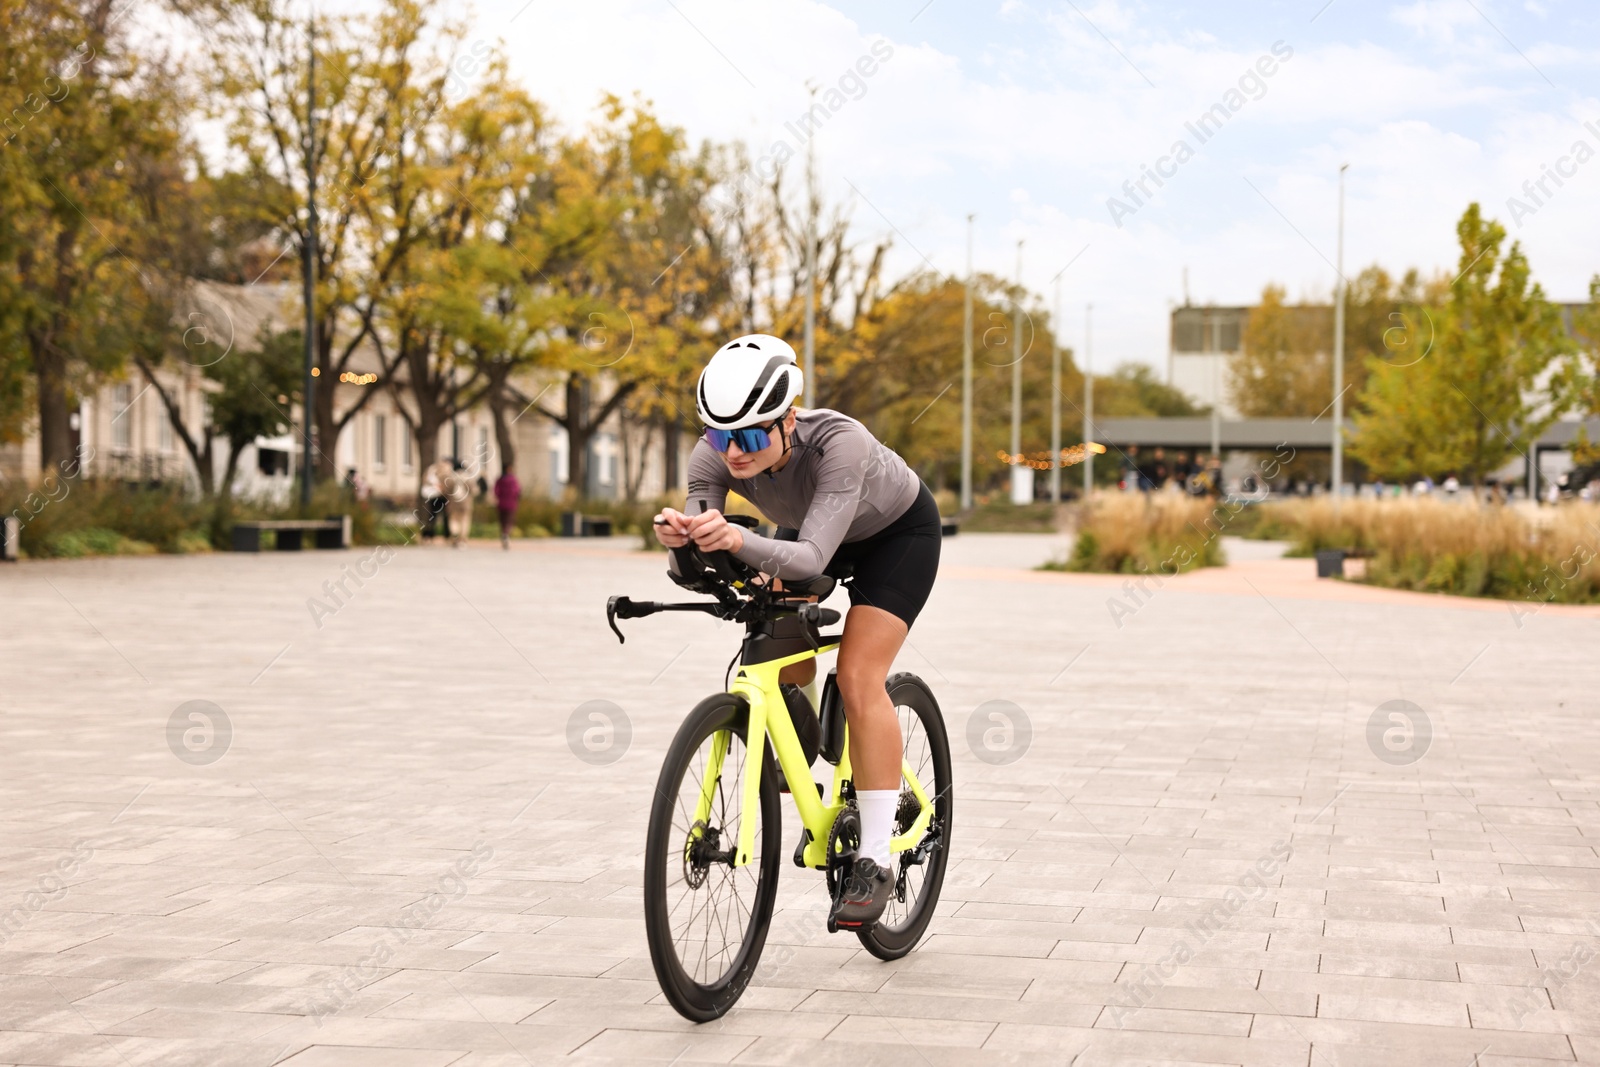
[1567,275,1600,465]
[1228,283,1330,416]
[3,0,190,470]
[1226,270,1442,420]
[1095,362,1205,418]
[1350,203,1573,485]
[206,328,304,498]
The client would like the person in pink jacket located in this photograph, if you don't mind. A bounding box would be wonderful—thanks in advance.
[493,465,521,550]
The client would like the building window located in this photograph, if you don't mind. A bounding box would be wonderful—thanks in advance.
[401,426,414,472]
[373,414,386,470]
[477,425,489,469]
[595,432,617,487]
[159,398,176,452]
[112,384,133,450]
[550,425,569,485]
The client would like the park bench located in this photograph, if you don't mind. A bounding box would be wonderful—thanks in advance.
[231,516,351,552]
[559,512,613,537]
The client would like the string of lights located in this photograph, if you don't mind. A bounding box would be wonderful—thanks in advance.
[995,442,1107,470]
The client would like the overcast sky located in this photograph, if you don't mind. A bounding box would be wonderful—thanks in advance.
[386,1,1600,372]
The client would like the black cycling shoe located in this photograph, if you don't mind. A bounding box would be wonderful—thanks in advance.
[830,856,893,929]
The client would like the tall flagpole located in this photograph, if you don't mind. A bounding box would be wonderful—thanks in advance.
[960,214,974,511]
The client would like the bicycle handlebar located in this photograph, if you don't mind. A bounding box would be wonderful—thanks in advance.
[605,591,841,644]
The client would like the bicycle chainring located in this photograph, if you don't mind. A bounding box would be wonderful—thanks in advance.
[824,802,860,901]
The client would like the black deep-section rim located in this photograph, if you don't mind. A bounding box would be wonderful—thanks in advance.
[644,693,781,1021]
[856,672,953,960]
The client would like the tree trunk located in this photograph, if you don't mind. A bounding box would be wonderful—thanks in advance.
[623,420,656,502]
[565,374,591,495]
[32,340,73,474]
[220,439,245,501]
[558,373,639,501]
[135,356,216,496]
[663,418,681,494]
[485,363,517,475]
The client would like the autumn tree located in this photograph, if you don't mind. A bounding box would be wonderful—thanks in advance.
[1227,284,1330,416]
[190,0,458,481]
[1566,275,1600,466]
[4,0,189,472]
[1350,203,1572,486]
[525,101,727,495]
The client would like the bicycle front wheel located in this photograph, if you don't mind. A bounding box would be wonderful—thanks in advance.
[857,672,953,960]
[644,693,781,1021]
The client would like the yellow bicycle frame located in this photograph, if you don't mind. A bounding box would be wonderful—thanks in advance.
[691,641,936,869]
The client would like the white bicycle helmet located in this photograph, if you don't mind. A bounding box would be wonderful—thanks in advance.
[695,334,804,430]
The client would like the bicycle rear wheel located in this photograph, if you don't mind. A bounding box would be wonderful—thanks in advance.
[857,672,953,960]
[644,693,780,1021]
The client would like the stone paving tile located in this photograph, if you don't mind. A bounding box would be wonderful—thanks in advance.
[4,535,1600,1065]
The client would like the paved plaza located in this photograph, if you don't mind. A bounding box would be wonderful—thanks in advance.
[2,532,1599,1066]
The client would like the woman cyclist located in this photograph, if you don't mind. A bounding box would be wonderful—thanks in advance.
[653,333,942,929]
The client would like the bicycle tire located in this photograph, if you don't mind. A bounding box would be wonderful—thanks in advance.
[644,692,781,1021]
[856,672,953,960]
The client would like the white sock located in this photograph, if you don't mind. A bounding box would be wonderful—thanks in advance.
[801,678,821,715]
[856,789,898,868]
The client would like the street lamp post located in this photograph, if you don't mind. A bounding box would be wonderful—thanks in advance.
[1050,277,1061,504]
[803,85,817,389]
[1084,302,1093,497]
[960,214,974,512]
[1333,163,1349,512]
[300,13,318,507]
[1010,239,1024,504]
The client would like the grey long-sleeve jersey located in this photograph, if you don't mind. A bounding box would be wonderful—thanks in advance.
[683,408,921,580]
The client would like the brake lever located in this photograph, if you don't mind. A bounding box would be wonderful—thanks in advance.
[606,596,627,644]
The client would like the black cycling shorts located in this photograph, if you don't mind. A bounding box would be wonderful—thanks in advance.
[779,482,942,629]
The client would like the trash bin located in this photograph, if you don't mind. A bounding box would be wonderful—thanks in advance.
[1314,549,1346,578]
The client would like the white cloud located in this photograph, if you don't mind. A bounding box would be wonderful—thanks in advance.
[457,0,1598,373]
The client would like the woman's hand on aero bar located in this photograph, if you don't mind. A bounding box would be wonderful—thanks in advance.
[653,508,691,549]
[685,508,744,555]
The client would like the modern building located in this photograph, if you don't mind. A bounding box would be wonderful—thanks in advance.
[1167,303,1248,416]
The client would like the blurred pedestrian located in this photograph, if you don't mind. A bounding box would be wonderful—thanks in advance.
[421,460,449,542]
[494,464,522,550]
[445,460,473,548]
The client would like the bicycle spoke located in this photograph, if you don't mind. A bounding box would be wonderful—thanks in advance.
[659,718,767,989]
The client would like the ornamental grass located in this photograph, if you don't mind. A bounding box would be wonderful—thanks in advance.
[1050,491,1231,574]
[1261,497,1600,603]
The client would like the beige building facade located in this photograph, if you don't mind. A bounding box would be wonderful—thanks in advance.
[1,281,694,507]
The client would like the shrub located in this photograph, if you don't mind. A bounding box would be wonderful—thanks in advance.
[1045,493,1230,574]
[1256,498,1600,603]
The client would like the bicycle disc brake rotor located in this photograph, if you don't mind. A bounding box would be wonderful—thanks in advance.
[682,819,717,890]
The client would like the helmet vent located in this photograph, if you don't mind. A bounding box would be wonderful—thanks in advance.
[756,371,789,414]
